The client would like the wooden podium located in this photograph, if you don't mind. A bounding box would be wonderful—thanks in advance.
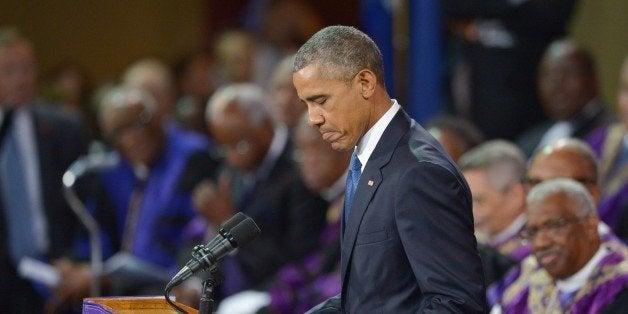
[83,296,198,313]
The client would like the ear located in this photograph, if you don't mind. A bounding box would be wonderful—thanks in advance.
[354,69,377,99]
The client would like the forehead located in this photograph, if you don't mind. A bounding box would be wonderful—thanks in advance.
[527,192,575,222]
[101,102,143,127]
[528,150,594,178]
[293,64,344,95]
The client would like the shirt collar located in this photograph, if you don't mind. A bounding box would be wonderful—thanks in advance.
[355,99,400,171]
[255,124,289,181]
[555,245,608,293]
[488,214,527,245]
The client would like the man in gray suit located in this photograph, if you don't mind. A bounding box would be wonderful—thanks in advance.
[293,25,486,313]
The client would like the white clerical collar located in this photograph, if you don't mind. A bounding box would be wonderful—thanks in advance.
[355,99,400,171]
[555,245,608,294]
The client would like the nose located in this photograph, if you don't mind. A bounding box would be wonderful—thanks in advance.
[307,105,323,127]
[531,229,553,251]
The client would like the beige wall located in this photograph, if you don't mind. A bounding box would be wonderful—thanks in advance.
[0,0,204,86]
[570,0,628,112]
[1,0,626,112]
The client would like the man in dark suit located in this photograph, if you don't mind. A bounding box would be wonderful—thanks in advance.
[293,25,486,313]
[191,83,328,300]
[0,27,88,312]
[516,38,614,157]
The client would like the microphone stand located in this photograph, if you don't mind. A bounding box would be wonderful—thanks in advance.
[190,245,223,314]
[62,175,102,297]
[199,266,223,314]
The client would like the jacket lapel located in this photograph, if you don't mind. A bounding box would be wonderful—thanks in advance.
[340,109,411,289]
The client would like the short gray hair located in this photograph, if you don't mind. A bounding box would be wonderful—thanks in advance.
[294,25,385,86]
[206,83,269,127]
[459,140,526,192]
[99,85,157,121]
[527,178,597,217]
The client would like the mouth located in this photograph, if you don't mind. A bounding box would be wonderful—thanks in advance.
[536,251,560,269]
[320,130,340,143]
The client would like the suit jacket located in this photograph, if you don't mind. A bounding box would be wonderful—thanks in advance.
[313,109,486,313]
[223,139,328,292]
[0,103,89,312]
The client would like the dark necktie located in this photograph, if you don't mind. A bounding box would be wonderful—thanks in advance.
[343,153,362,224]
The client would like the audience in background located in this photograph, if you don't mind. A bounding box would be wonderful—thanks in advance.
[217,114,350,314]
[53,86,216,310]
[122,58,178,128]
[173,50,216,135]
[489,178,628,313]
[459,140,531,261]
[524,138,624,238]
[426,114,485,162]
[192,83,328,300]
[266,53,306,132]
[517,38,614,157]
[0,26,89,313]
[442,0,577,140]
[586,55,628,242]
[213,30,258,87]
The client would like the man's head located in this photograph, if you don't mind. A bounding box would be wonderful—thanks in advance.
[524,178,600,279]
[0,27,36,107]
[426,115,485,163]
[206,83,274,172]
[525,138,600,204]
[268,54,305,129]
[538,38,598,120]
[459,140,527,236]
[294,113,351,194]
[99,86,165,168]
[123,58,176,123]
[293,25,389,151]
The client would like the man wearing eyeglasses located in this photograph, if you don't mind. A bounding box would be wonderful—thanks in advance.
[523,138,623,239]
[488,178,628,313]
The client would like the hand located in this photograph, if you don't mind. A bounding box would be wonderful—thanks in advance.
[192,172,234,225]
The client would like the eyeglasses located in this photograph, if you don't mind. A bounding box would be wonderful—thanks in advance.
[521,216,588,240]
[521,176,597,187]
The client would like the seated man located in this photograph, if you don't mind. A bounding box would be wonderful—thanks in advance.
[489,178,628,313]
[54,86,217,306]
[459,140,531,261]
[524,137,619,238]
[192,83,328,299]
[217,114,351,314]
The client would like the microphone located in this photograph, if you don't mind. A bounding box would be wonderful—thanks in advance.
[167,213,261,289]
[62,143,120,188]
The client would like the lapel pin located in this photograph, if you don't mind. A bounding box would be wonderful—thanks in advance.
[368,180,374,186]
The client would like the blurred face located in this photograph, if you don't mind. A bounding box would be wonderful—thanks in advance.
[100,103,164,167]
[538,51,596,120]
[618,60,628,128]
[0,40,36,107]
[525,192,599,279]
[525,149,599,203]
[429,128,466,162]
[464,169,521,236]
[293,64,371,151]
[294,123,350,193]
[210,110,271,172]
[268,68,305,129]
